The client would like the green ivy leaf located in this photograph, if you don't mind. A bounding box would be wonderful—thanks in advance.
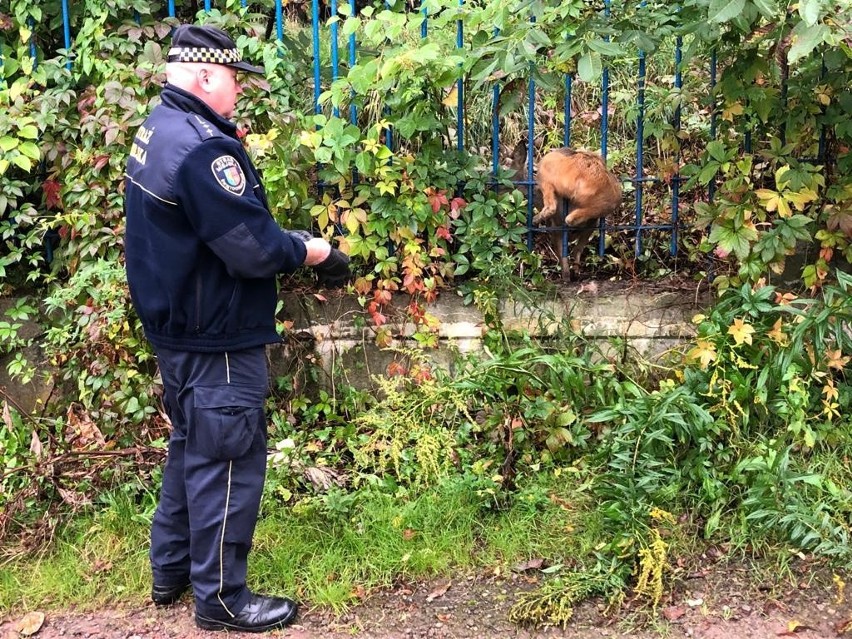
[698,162,720,185]
[709,223,752,259]
[706,140,728,163]
[788,22,827,63]
[708,0,746,23]
[586,39,625,57]
[0,136,19,152]
[751,0,778,19]
[577,52,602,83]
[10,154,32,172]
[18,142,40,161]
[798,0,824,26]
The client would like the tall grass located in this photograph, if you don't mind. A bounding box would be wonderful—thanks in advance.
[0,473,595,614]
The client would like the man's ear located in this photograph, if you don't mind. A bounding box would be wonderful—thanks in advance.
[197,67,214,94]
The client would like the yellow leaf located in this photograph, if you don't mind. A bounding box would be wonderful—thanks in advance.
[722,102,744,121]
[687,339,717,369]
[376,180,396,196]
[442,85,459,107]
[777,197,792,218]
[344,210,360,234]
[17,611,45,636]
[786,188,817,211]
[336,236,352,255]
[834,573,846,605]
[767,318,787,345]
[755,189,781,213]
[727,318,755,346]
[826,349,850,371]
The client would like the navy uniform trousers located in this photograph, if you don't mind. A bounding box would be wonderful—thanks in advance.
[151,346,269,619]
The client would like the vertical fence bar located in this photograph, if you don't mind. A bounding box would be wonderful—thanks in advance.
[561,73,572,260]
[599,0,611,255]
[818,57,827,162]
[456,0,464,152]
[383,1,393,151]
[275,0,283,42]
[671,35,682,256]
[708,49,717,201]
[635,42,646,257]
[312,0,321,115]
[168,1,175,18]
[526,74,536,251]
[564,76,572,148]
[28,18,37,60]
[61,0,71,70]
[491,28,500,178]
[331,0,340,118]
[205,0,211,12]
[349,0,357,125]
[421,5,428,38]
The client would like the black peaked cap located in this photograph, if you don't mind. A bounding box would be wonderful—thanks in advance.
[167,24,264,75]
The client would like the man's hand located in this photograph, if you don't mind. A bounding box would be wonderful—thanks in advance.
[289,230,351,288]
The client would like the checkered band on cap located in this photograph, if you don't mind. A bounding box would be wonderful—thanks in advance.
[167,47,243,65]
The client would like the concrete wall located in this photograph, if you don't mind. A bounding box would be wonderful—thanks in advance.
[1,281,713,413]
[271,281,712,388]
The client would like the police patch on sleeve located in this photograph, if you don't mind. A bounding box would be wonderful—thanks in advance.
[211,155,246,196]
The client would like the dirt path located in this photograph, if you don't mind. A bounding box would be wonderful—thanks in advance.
[3,563,851,638]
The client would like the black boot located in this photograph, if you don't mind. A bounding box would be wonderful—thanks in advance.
[195,594,299,632]
[151,580,191,606]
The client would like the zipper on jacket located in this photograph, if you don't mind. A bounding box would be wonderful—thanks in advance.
[195,273,202,333]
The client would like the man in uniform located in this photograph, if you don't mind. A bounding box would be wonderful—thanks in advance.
[124,24,350,633]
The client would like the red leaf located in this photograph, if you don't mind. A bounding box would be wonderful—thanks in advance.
[387,361,407,377]
[426,581,451,602]
[427,189,448,213]
[662,606,686,621]
[43,179,62,210]
[450,197,466,217]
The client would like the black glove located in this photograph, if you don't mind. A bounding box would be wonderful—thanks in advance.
[314,248,352,289]
[288,229,314,243]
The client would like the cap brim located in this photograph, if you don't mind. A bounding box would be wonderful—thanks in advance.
[229,60,265,75]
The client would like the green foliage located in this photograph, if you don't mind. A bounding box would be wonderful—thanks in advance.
[592,271,852,557]
[41,258,156,433]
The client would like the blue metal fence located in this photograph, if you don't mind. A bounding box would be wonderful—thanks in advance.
[21,1,825,266]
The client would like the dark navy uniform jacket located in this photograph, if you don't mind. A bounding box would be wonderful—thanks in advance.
[124,84,306,353]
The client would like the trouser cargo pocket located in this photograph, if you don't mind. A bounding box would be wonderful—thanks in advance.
[192,383,267,460]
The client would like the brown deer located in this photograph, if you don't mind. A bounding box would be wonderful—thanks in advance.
[508,138,622,279]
